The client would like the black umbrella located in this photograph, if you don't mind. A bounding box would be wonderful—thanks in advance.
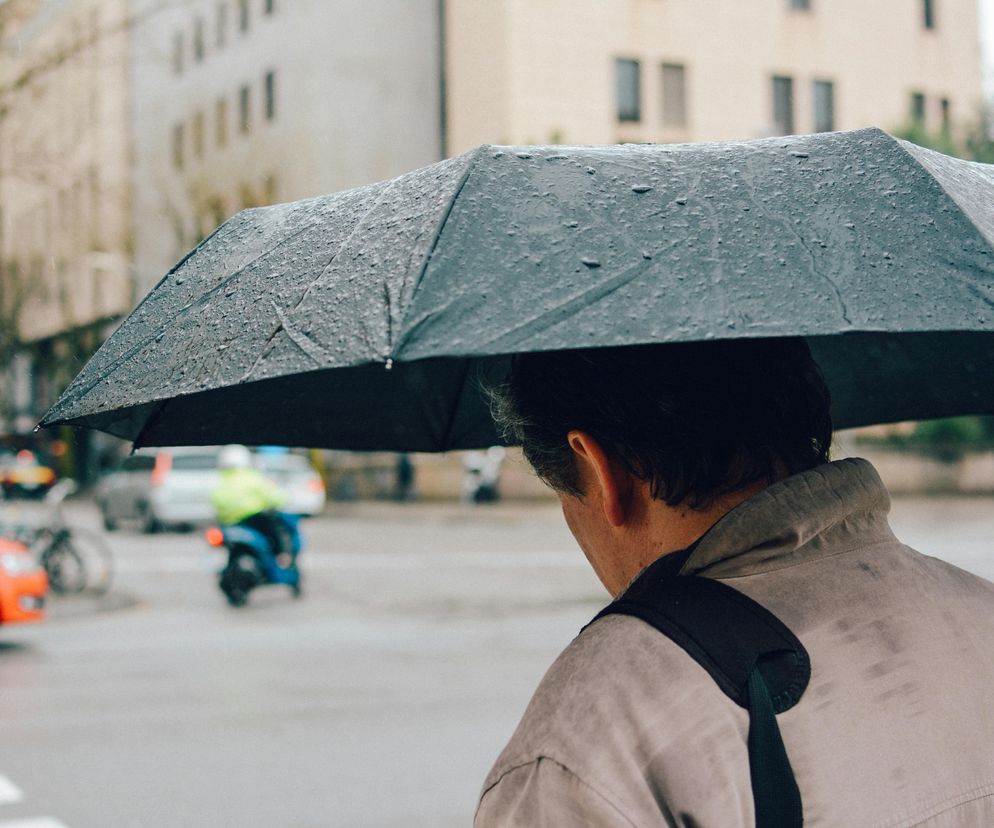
[41,127,994,450]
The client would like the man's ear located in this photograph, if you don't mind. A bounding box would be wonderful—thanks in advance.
[566,430,634,528]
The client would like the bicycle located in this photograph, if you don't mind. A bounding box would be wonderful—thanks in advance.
[1,480,114,595]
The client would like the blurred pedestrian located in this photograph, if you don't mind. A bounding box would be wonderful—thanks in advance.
[476,338,994,826]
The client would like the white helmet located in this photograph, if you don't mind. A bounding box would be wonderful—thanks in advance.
[218,444,252,469]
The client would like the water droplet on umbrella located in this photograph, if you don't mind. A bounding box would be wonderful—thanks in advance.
[790,151,810,159]
[642,251,653,260]
[844,222,856,230]
[515,151,533,160]
[581,257,601,268]
[675,197,688,205]
[585,167,596,175]
[632,185,653,193]
[175,277,185,285]
[564,220,579,228]
[492,151,505,158]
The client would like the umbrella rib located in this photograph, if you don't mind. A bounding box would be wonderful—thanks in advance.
[46,215,334,414]
[475,257,652,353]
[390,150,481,358]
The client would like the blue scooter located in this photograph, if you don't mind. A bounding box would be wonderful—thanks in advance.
[208,512,302,607]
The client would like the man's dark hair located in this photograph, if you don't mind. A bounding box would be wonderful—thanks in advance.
[491,337,832,508]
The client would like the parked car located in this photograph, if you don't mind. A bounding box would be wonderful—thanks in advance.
[96,447,222,532]
[253,449,326,517]
[0,450,57,499]
[0,537,47,624]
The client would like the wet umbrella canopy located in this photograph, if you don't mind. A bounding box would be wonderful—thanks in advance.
[42,127,994,450]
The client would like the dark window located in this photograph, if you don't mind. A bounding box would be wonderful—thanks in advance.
[216,3,228,47]
[193,110,205,159]
[172,123,184,169]
[789,0,811,9]
[264,0,275,14]
[172,31,183,74]
[911,91,926,127]
[239,0,250,32]
[772,75,794,135]
[813,80,834,132]
[940,97,951,132]
[263,174,277,203]
[615,58,641,122]
[922,0,936,29]
[239,84,251,132]
[193,16,205,61]
[264,70,276,121]
[661,63,687,128]
[216,97,228,146]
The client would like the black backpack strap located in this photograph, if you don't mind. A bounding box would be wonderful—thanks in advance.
[588,574,809,828]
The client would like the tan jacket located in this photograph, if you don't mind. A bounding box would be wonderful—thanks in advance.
[476,459,994,827]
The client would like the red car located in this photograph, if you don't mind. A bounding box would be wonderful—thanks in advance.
[0,538,47,624]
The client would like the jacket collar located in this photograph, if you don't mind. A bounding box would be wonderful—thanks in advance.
[680,458,896,579]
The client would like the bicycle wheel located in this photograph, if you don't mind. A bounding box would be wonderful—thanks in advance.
[42,538,87,594]
[63,528,114,595]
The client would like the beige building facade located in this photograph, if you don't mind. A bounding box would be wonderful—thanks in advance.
[445,0,984,153]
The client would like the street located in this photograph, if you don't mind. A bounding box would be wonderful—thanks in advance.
[0,494,991,828]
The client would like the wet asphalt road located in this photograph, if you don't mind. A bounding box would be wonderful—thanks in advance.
[0,495,990,828]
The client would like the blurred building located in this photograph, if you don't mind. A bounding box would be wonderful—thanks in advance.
[445,0,984,152]
[0,0,133,446]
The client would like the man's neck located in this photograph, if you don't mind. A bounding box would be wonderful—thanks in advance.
[606,479,771,597]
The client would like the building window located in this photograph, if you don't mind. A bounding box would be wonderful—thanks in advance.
[813,80,834,132]
[660,63,687,128]
[173,123,185,169]
[922,0,936,29]
[264,0,275,14]
[940,97,951,133]
[263,174,277,204]
[216,97,228,146]
[216,3,228,47]
[615,58,641,122]
[264,70,276,121]
[910,91,926,127]
[239,0,250,32]
[789,0,811,9]
[193,16,205,62]
[193,110,205,159]
[172,31,184,74]
[239,84,251,132]
[772,75,794,135]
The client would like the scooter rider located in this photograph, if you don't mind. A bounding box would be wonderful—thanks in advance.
[211,445,291,565]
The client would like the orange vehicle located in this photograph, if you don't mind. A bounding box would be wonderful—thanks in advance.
[0,450,57,499]
[0,538,47,624]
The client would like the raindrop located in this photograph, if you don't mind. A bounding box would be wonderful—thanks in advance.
[492,151,505,158]
[631,185,653,193]
[564,220,579,228]
[675,198,688,206]
[581,257,601,269]
[175,277,185,285]
[546,154,568,161]
[385,358,394,370]
[515,151,533,160]
[844,222,856,230]
[642,252,653,260]
[883,251,893,259]
[790,151,810,159]
[585,167,596,175]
